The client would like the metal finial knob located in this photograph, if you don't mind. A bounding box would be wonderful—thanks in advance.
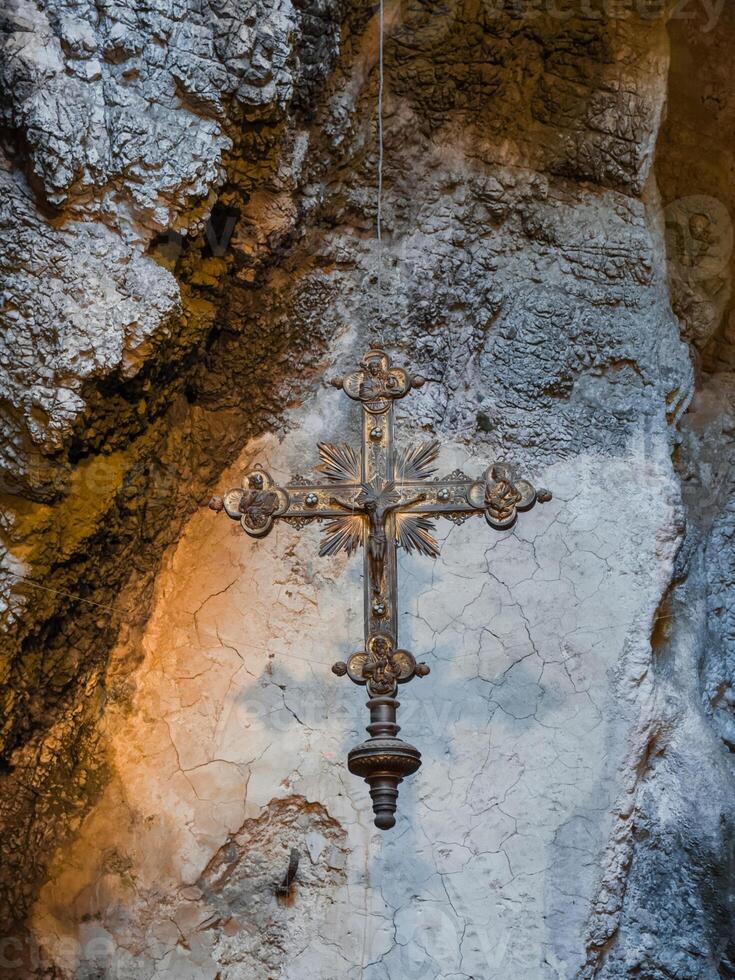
[208,496,224,512]
[332,662,348,676]
[537,488,553,503]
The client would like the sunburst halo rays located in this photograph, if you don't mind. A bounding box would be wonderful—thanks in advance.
[316,443,361,483]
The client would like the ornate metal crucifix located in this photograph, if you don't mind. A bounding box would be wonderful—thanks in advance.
[212,349,551,830]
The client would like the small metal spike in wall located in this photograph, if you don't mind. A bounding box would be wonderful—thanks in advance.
[211,349,551,830]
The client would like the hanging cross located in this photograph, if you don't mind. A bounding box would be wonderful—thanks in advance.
[211,349,551,830]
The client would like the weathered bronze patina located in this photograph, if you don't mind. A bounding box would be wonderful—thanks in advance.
[216,349,551,829]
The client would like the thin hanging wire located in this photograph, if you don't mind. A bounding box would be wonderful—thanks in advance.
[375,0,386,350]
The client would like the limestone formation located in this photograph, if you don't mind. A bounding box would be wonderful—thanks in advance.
[0,0,734,977]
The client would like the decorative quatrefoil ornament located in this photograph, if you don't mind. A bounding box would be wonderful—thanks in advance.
[332,632,430,697]
[223,467,289,538]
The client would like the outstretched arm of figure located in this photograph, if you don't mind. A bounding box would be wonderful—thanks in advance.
[386,492,427,514]
[329,496,360,513]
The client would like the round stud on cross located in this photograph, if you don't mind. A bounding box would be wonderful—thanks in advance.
[370,426,383,442]
[437,488,450,502]
[304,492,319,507]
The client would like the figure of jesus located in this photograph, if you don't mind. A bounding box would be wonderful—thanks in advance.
[331,481,426,593]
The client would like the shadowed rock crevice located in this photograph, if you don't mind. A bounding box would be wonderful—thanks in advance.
[585,7,735,977]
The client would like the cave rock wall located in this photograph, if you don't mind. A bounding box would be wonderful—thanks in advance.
[0,1,734,978]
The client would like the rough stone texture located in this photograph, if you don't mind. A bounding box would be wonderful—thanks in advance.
[0,0,734,977]
[0,0,342,925]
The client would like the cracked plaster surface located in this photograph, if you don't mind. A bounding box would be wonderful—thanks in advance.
[32,365,683,978]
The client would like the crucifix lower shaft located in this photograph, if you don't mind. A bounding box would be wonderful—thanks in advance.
[211,349,551,830]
